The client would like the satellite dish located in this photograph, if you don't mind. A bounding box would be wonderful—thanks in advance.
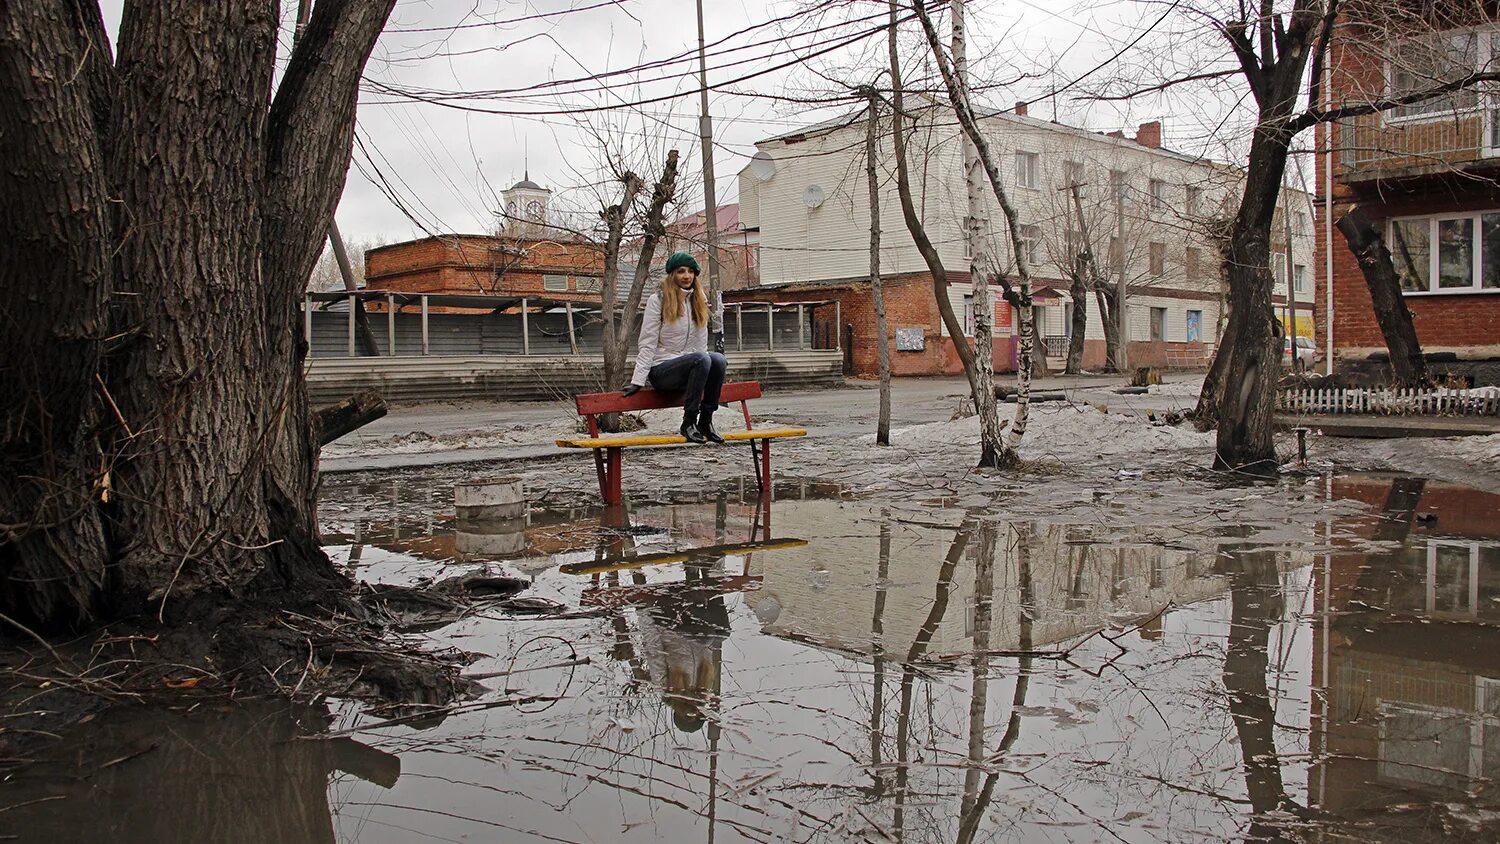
[802,184,826,209]
[750,151,776,181]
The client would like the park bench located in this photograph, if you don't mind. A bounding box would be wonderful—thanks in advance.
[556,381,806,506]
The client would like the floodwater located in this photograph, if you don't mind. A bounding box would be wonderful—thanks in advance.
[6,471,1500,842]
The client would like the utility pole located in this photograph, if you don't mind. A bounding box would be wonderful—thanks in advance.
[696,0,724,352]
[297,0,378,356]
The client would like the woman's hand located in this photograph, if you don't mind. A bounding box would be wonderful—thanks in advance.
[621,384,641,397]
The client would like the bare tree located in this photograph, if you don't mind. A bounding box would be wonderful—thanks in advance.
[888,1,1017,468]
[862,87,895,446]
[598,150,681,430]
[908,0,1039,461]
[1,1,395,629]
[1126,1,1500,467]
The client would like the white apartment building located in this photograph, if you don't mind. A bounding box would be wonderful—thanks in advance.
[737,99,1316,372]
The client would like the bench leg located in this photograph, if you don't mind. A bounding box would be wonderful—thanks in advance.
[602,447,624,506]
[760,439,772,495]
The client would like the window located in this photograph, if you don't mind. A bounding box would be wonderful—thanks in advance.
[1185,246,1203,278]
[1149,306,1167,341]
[1186,186,1202,217]
[1148,241,1166,277]
[1149,179,1168,212]
[1108,236,1123,272]
[1293,264,1308,293]
[1387,31,1482,122]
[1389,212,1500,293]
[542,273,569,292]
[1015,151,1040,189]
[963,294,975,336]
[1186,309,1203,342]
[1271,252,1288,291]
[1295,211,1310,235]
[1109,169,1126,202]
[1064,159,1086,189]
[1019,224,1041,264]
[576,275,601,293]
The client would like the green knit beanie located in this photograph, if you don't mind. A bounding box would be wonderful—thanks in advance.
[665,252,700,276]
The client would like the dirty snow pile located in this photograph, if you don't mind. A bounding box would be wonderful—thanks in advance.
[1146,379,1207,399]
[868,404,1213,465]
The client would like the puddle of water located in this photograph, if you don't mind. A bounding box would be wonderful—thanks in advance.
[6,473,1500,842]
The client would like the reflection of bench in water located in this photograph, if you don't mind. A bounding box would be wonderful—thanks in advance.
[559,537,808,576]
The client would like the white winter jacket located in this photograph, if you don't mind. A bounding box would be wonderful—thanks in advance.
[631,289,708,386]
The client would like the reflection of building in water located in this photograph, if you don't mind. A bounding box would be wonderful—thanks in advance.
[1312,476,1500,823]
[745,501,1230,656]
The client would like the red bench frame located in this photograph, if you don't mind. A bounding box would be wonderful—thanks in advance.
[571,381,771,506]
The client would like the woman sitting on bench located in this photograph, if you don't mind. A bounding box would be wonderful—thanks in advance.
[622,252,727,444]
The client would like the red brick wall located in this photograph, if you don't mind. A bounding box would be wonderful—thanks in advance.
[364,235,605,303]
[1319,18,1500,360]
[1316,188,1500,359]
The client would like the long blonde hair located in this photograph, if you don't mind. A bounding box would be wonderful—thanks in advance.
[659,271,709,328]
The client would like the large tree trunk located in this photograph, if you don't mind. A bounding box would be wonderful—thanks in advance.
[0,1,114,627]
[1335,206,1431,387]
[0,0,396,629]
[1213,107,1297,470]
[1065,271,1087,374]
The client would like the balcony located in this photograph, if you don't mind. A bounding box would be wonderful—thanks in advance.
[1338,110,1500,183]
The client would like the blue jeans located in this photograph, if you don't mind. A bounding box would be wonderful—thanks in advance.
[648,352,727,421]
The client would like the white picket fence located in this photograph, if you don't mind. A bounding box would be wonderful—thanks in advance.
[1278,386,1500,416]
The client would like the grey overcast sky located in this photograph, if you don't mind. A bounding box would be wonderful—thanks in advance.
[96,1,1251,244]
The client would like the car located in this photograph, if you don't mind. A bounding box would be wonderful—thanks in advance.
[1282,335,1321,372]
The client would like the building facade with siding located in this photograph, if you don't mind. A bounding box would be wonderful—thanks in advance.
[738,100,1317,375]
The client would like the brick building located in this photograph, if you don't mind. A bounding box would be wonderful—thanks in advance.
[364,177,606,305]
[1317,13,1500,381]
[738,98,1317,377]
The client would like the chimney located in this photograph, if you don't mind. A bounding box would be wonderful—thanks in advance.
[1135,120,1162,149]
[1014,101,1028,116]
[1106,130,1124,139]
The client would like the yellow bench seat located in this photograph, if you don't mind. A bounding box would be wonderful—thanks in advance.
[556,426,807,450]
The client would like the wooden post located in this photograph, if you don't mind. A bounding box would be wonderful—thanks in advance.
[835,300,842,350]
[420,295,429,355]
[521,297,530,356]
[767,305,775,351]
[797,303,806,349]
[303,293,313,358]
[565,301,578,354]
[736,304,744,351]
[347,292,356,357]
[385,293,396,356]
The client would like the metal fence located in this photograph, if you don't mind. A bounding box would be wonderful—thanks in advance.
[1279,386,1500,416]
[304,291,837,359]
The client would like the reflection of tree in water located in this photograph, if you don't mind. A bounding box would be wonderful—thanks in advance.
[1222,535,1305,842]
[1,701,395,843]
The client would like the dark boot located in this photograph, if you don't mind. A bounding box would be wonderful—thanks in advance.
[697,410,725,444]
[679,416,706,444]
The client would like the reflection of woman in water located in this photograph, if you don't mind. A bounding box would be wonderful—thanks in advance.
[635,575,731,733]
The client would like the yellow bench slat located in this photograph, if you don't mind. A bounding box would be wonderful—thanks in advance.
[556,426,807,450]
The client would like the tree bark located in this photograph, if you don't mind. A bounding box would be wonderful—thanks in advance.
[865,90,893,446]
[1065,270,1088,374]
[1,0,396,628]
[0,0,113,628]
[1335,206,1430,387]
